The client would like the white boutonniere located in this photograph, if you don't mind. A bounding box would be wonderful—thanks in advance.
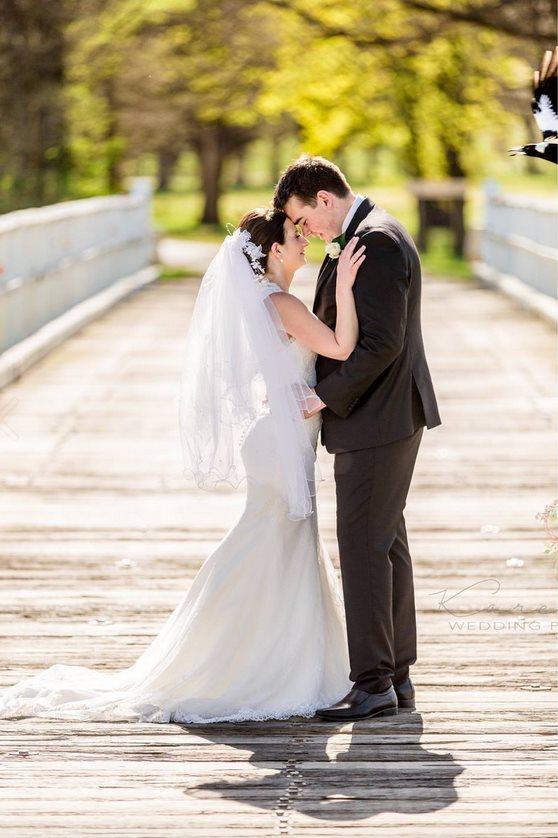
[325,241,342,259]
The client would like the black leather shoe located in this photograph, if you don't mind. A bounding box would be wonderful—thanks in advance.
[393,676,415,711]
[315,685,398,721]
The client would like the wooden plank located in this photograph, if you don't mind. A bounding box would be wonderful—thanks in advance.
[0,263,556,835]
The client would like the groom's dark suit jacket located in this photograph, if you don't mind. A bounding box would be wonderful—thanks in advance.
[313,197,441,453]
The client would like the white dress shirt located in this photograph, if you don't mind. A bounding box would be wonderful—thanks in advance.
[341,193,365,235]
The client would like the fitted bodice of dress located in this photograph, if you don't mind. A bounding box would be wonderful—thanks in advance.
[259,279,322,447]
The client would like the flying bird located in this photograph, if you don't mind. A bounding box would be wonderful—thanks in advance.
[509,46,558,164]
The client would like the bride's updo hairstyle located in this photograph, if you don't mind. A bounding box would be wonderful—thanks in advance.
[238,208,287,275]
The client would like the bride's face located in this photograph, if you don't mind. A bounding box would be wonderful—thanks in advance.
[278,218,309,274]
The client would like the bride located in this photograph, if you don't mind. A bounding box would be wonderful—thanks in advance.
[0,208,366,724]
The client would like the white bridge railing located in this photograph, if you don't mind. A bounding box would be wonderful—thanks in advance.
[0,180,157,355]
[475,183,557,308]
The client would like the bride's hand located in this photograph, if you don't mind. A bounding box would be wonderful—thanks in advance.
[336,236,366,290]
[303,396,326,418]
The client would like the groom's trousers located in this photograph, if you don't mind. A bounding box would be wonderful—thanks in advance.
[333,426,423,694]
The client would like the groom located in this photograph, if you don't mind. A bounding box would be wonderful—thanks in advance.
[273,155,441,720]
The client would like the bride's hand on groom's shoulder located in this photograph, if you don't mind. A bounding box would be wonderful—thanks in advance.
[337,237,366,290]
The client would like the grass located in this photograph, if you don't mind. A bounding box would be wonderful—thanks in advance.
[152,167,556,280]
[152,184,471,277]
[418,231,473,280]
[157,265,201,280]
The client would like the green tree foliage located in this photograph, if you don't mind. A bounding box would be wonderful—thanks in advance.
[261,1,537,179]
[66,0,281,220]
[391,31,527,177]
[0,0,73,210]
[0,0,550,221]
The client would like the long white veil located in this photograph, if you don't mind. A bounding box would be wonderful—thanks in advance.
[0,227,338,725]
[178,227,323,520]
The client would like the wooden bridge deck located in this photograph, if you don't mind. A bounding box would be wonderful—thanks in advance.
[0,256,556,836]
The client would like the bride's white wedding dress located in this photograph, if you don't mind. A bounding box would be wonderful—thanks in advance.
[0,280,351,724]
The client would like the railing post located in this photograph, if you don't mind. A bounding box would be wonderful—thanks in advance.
[474,182,558,323]
[0,192,158,357]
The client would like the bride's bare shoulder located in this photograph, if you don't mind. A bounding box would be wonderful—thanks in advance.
[266,290,308,314]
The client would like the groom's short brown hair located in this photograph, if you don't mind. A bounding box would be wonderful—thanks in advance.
[273,155,350,210]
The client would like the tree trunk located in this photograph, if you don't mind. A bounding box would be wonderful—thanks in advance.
[103,78,124,193]
[269,136,281,185]
[446,146,465,178]
[0,3,69,209]
[197,124,223,225]
[107,144,123,193]
[233,146,247,187]
[336,149,349,176]
[157,148,180,191]
[366,147,380,182]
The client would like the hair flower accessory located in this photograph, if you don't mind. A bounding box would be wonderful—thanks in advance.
[228,227,266,279]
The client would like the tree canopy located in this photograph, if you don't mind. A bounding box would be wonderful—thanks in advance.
[0,0,551,220]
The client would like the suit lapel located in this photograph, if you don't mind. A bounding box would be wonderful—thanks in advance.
[344,197,374,240]
[312,197,375,314]
[316,253,331,283]
[312,257,335,313]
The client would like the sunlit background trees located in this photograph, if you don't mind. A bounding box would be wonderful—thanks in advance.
[1,0,555,270]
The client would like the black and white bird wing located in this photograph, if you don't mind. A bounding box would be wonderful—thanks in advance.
[532,46,558,140]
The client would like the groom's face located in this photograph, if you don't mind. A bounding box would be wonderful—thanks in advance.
[284,192,339,243]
